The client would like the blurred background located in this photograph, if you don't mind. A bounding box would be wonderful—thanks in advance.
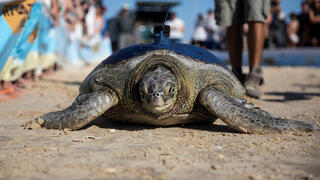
[0,0,320,100]
[104,0,307,44]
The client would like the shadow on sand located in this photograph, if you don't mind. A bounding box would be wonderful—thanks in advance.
[82,116,240,134]
[263,91,320,102]
[292,83,320,89]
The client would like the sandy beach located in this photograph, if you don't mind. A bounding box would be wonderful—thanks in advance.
[0,66,319,180]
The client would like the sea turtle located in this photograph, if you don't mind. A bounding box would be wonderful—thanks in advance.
[25,27,319,134]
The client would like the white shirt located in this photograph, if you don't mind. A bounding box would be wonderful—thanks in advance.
[165,17,185,39]
[192,20,207,41]
[85,5,96,37]
[205,14,219,41]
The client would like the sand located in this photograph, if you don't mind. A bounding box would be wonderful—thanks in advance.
[0,66,319,180]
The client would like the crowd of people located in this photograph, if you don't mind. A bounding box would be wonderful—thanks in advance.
[0,0,112,101]
[191,10,221,49]
[191,0,320,50]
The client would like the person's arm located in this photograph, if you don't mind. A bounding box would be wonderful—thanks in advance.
[286,21,293,35]
[180,23,185,33]
[309,10,320,23]
[51,0,59,26]
[178,20,185,33]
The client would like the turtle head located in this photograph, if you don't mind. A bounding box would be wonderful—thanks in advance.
[139,65,178,115]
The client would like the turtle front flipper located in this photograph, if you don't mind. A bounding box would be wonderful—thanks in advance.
[25,90,118,130]
[199,87,319,134]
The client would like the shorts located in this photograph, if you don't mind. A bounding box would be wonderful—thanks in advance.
[214,0,270,26]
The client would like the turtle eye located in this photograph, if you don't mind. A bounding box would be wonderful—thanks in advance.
[139,81,148,95]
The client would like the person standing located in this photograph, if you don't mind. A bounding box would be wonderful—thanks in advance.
[268,0,286,48]
[191,14,207,47]
[308,0,320,46]
[214,0,270,99]
[117,3,135,49]
[204,10,219,49]
[287,13,300,47]
[297,1,310,46]
[165,12,185,44]
[108,17,120,52]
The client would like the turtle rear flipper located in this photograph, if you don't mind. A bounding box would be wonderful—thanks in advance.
[25,90,118,130]
[199,87,319,134]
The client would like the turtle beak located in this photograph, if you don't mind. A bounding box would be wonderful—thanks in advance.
[148,92,166,107]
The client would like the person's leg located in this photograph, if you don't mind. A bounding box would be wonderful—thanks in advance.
[0,81,20,100]
[300,26,309,46]
[311,37,318,47]
[242,0,269,98]
[0,81,13,101]
[244,22,265,98]
[19,71,34,85]
[227,25,245,83]
[118,34,125,49]
[247,22,265,69]
[215,0,245,83]
[111,41,118,52]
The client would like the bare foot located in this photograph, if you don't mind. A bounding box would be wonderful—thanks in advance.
[0,87,19,98]
[13,85,28,96]
[17,78,33,86]
[0,81,28,100]
[40,69,55,78]
[0,93,12,102]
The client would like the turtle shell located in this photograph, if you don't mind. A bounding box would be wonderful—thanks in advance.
[102,43,226,68]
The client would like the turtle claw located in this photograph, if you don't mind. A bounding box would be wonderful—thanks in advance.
[24,117,45,130]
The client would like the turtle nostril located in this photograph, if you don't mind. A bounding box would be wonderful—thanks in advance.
[152,93,160,97]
